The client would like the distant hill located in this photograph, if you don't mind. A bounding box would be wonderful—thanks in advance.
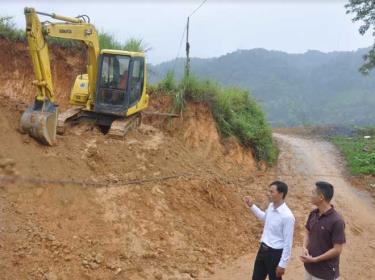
[148,48,375,126]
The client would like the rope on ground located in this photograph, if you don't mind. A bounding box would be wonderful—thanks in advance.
[0,173,196,188]
[0,170,348,190]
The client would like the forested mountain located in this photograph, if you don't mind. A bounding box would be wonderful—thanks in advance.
[148,48,375,126]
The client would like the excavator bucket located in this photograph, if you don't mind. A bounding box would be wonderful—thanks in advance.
[20,99,58,145]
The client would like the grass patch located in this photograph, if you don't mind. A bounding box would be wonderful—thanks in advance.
[0,16,25,41]
[212,87,277,164]
[99,33,149,52]
[1,16,148,52]
[158,70,177,92]
[158,73,278,164]
[331,130,375,175]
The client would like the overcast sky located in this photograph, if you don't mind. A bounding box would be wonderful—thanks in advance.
[2,1,373,64]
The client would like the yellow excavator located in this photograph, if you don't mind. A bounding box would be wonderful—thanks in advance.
[20,7,149,145]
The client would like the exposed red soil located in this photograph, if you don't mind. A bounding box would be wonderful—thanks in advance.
[0,39,270,280]
[2,38,374,280]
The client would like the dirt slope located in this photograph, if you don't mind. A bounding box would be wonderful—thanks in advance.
[0,38,271,279]
[2,38,373,280]
[0,39,85,110]
[0,93,265,279]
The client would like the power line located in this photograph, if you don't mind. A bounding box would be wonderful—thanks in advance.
[171,0,208,73]
[173,24,187,73]
[189,0,208,18]
[185,0,208,77]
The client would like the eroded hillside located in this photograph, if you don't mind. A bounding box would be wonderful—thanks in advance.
[0,38,279,279]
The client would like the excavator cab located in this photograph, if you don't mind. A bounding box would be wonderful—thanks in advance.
[94,51,146,116]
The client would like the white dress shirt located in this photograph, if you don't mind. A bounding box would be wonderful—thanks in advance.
[250,202,295,268]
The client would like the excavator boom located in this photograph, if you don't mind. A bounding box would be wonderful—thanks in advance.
[20,7,100,145]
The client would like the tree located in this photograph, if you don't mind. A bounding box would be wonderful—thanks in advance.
[346,0,375,74]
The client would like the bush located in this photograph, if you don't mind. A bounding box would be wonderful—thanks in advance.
[99,32,149,52]
[159,70,177,91]
[0,16,80,46]
[122,38,150,52]
[181,74,218,104]
[173,89,185,113]
[212,87,278,164]
[0,16,25,41]
[99,31,123,50]
[0,15,148,52]
[158,72,278,164]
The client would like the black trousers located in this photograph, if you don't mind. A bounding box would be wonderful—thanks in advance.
[252,243,283,280]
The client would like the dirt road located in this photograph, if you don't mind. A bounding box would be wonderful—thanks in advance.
[206,133,375,280]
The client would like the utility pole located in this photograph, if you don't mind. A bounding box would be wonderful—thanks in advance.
[185,16,190,78]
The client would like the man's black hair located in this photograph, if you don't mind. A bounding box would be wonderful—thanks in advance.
[269,181,288,199]
[315,181,334,201]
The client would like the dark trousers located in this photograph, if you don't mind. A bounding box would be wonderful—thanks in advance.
[252,243,283,280]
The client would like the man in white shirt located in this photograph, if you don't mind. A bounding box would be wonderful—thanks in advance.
[244,181,295,280]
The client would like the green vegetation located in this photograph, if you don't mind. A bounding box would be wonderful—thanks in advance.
[212,87,277,164]
[159,70,177,91]
[99,33,149,52]
[0,16,25,41]
[158,72,278,164]
[99,32,124,50]
[331,128,375,175]
[2,14,277,163]
[0,16,148,52]
[0,16,81,47]
[149,48,375,127]
[346,0,375,74]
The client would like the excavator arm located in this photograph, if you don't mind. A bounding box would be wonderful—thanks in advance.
[20,7,100,145]
[24,8,55,102]
[41,13,100,107]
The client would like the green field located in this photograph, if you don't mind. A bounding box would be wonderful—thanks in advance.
[331,129,375,175]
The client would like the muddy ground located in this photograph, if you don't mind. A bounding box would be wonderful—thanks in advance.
[0,91,267,280]
[0,38,374,279]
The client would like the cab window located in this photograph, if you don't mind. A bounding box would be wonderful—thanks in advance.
[129,58,144,105]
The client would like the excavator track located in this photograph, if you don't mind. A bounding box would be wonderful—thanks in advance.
[56,106,83,135]
[107,113,142,139]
